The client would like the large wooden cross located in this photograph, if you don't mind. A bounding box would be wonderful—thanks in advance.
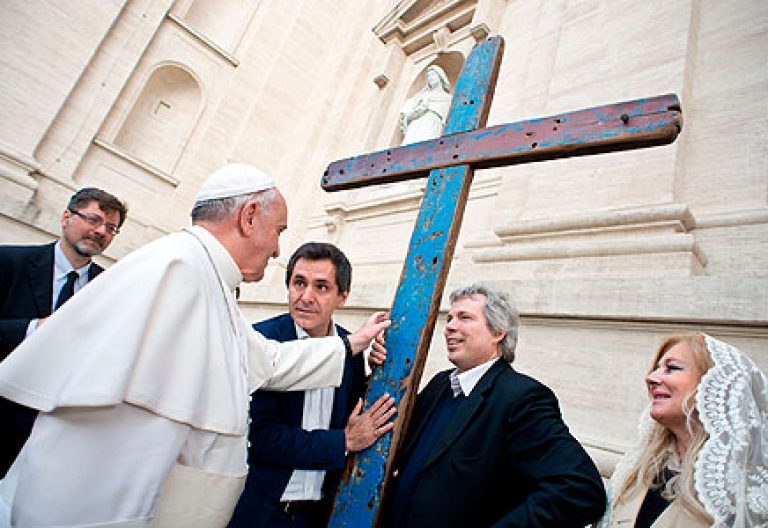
[325,36,681,527]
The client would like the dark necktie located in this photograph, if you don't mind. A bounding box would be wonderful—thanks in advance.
[55,271,79,310]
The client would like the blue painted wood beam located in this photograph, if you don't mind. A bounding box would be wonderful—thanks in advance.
[328,35,505,528]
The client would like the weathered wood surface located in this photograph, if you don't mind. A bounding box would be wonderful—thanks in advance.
[326,34,683,527]
[322,93,681,191]
[328,35,505,528]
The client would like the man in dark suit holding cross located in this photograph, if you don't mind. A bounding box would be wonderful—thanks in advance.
[0,186,128,475]
[231,242,395,527]
[379,283,606,528]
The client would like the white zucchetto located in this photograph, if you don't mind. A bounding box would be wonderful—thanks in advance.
[195,163,276,203]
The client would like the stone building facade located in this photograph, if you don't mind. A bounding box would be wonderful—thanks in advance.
[1,0,766,474]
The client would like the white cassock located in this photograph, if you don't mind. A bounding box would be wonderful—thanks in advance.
[0,226,347,527]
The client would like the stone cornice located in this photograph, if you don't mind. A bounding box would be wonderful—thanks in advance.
[0,142,40,191]
[166,13,239,67]
[373,0,477,55]
[93,139,180,187]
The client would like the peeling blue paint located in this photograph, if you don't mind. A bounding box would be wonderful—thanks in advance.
[328,36,505,528]
[321,93,680,191]
[326,33,682,527]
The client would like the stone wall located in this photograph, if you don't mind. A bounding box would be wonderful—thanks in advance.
[1,0,766,475]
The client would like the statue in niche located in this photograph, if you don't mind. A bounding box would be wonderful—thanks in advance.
[399,65,452,145]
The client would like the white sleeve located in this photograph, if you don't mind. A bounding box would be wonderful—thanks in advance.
[246,326,345,392]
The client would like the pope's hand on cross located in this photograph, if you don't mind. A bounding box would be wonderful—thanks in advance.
[347,311,391,354]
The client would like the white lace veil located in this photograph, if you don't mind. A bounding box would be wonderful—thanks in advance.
[601,335,768,528]
[695,335,768,527]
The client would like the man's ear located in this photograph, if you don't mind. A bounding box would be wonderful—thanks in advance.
[238,201,258,235]
[61,209,71,229]
[336,290,349,309]
[492,330,506,345]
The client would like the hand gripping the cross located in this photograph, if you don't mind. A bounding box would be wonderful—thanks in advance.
[368,332,387,369]
[346,312,391,355]
[344,393,396,452]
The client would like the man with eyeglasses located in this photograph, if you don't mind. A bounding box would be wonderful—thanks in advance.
[0,187,128,476]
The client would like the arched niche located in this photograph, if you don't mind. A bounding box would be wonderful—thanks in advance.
[394,51,465,145]
[114,64,202,174]
[183,0,254,52]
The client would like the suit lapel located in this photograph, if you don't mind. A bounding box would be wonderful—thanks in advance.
[275,315,306,425]
[278,313,299,341]
[26,244,55,316]
[422,360,505,470]
[399,373,451,463]
[330,327,351,428]
[87,262,103,281]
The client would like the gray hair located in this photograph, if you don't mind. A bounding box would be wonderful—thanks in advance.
[190,188,278,223]
[449,283,519,363]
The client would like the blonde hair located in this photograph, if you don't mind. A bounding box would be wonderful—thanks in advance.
[615,333,714,523]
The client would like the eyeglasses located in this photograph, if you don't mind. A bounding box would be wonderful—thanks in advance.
[68,208,120,235]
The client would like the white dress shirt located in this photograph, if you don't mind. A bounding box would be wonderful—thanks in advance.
[280,323,338,502]
[51,241,91,309]
[449,357,499,397]
[25,241,92,338]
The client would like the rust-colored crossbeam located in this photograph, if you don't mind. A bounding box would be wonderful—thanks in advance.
[322,93,681,192]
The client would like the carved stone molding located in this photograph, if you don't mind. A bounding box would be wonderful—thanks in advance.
[373,73,390,88]
[373,0,478,56]
[322,172,501,224]
[323,185,425,223]
[432,25,451,51]
[323,214,344,233]
[469,22,490,42]
[167,13,239,67]
[473,233,706,265]
[0,143,40,192]
[491,203,694,241]
[93,138,180,187]
[693,208,768,229]
[466,203,707,277]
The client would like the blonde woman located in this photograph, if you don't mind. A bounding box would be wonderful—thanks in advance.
[604,334,767,527]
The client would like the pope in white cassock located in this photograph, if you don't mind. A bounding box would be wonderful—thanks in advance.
[0,164,391,527]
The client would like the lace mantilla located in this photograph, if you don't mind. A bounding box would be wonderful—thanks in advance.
[600,335,768,528]
[695,335,768,528]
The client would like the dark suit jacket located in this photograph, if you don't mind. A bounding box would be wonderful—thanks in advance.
[229,313,367,528]
[0,242,103,474]
[383,359,606,528]
[0,242,103,358]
